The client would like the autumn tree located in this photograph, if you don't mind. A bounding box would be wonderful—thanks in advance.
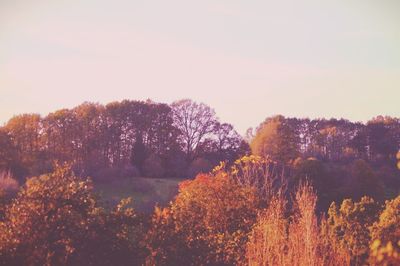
[0,129,19,174]
[369,195,400,265]
[327,196,381,265]
[251,115,299,163]
[4,114,43,175]
[146,171,260,265]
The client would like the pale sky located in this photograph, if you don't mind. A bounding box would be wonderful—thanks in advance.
[1,0,399,134]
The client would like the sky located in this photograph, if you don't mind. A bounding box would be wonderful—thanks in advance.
[1,0,399,134]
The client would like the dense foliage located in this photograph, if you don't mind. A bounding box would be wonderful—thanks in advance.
[146,171,260,265]
[0,166,145,266]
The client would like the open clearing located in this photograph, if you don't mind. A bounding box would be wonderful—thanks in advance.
[94,177,183,213]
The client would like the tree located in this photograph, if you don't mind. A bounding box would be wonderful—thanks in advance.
[251,115,299,163]
[327,196,381,265]
[42,108,78,170]
[208,122,246,164]
[131,133,146,175]
[4,114,43,175]
[0,129,19,173]
[370,195,400,249]
[171,99,217,160]
[367,117,399,163]
[146,172,260,265]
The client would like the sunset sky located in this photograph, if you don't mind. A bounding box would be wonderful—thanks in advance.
[1,0,399,134]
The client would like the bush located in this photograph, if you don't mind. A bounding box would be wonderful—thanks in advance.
[0,166,146,265]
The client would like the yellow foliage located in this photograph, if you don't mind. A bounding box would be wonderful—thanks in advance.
[370,240,400,265]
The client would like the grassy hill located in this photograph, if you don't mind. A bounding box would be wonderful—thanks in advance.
[94,177,183,213]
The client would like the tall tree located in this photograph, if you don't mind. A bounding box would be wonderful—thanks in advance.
[131,133,146,175]
[251,115,299,163]
[171,99,217,160]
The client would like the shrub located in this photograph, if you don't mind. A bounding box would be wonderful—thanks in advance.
[0,166,145,265]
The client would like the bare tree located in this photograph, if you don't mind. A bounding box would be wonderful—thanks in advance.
[171,99,217,160]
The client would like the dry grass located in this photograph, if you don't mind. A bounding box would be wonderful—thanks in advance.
[246,194,287,266]
[246,181,350,266]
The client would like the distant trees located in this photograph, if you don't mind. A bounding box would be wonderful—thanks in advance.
[0,130,18,174]
[3,114,43,176]
[0,99,247,179]
[250,115,400,166]
[249,115,400,208]
[3,99,398,182]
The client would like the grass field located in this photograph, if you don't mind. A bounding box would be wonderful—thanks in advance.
[94,177,184,213]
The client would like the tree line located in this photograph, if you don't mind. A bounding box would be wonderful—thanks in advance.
[249,115,400,211]
[0,99,247,180]
[1,100,399,181]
